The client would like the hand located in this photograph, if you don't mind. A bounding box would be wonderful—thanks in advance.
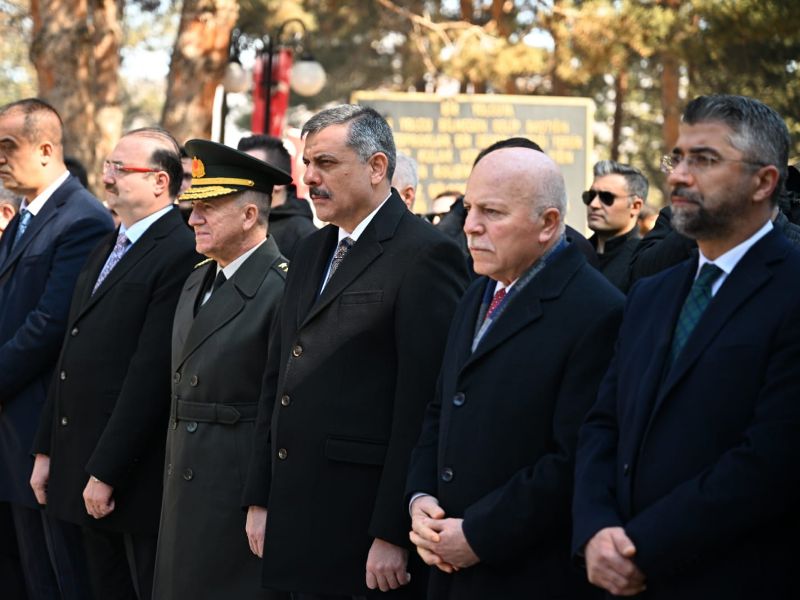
[30,454,50,505]
[82,476,115,519]
[409,495,456,573]
[411,517,478,571]
[246,505,267,558]
[584,527,646,596]
[365,537,410,592]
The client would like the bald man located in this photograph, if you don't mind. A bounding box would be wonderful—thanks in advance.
[0,98,114,599]
[406,146,623,599]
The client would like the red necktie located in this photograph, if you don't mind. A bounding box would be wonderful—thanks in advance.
[485,287,507,320]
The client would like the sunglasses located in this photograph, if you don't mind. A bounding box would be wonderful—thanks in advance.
[581,189,631,206]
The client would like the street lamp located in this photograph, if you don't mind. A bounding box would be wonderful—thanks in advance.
[252,19,326,137]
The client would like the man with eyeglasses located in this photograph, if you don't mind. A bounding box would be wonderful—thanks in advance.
[573,95,800,600]
[583,160,647,292]
[0,98,114,600]
[30,127,198,600]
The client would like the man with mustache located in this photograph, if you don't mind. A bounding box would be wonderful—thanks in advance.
[573,95,800,599]
[584,160,646,292]
[0,98,114,599]
[244,104,468,599]
[30,127,198,600]
[406,143,623,599]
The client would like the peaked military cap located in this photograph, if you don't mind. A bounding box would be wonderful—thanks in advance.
[180,138,292,201]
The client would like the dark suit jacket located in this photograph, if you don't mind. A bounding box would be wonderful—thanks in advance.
[153,237,287,600]
[406,242,623,600]
[0,175,113,508]
[32,207,198,534]
[573,229,800,599]
[244,191,469,596]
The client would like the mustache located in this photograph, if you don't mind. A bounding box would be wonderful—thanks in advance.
[467,236,493,252]
[671,186,702,204]
[309,187,330,199]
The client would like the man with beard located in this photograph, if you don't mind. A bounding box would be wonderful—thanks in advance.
[572,95,800,599]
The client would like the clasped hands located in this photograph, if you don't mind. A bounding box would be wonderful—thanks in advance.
[409,495,479,573]
[584,526,646,596]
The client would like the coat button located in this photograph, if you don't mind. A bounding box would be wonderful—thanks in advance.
[186,421,198,433]
[167,464,173,476]
[623,463,630,476]
[292,345,303,357]
[183,468,194,481]
[280,395,290,407]
[70,327,79,337]
[60,416,68,426]
[169,418,177,430]
[277,448,288,460]
[441,467,454,482]
[189,375,199,386]
[452,392,465,407]
[173,372,181,383]
[59,371,67,381]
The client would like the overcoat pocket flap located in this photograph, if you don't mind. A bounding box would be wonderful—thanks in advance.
[340,290,383,305]
[324,437,387,465]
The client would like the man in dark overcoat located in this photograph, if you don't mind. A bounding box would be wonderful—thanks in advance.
[30,127,198,600]
[243,105,469,599]
[573,96,800,599]
[152,139,291,600]
[406,143,623,600]
[0,98,114,599]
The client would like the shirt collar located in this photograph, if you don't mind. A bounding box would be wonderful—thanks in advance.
[218,238,266,280]
[20,170,70,216]
[337,193,392,243]
[696,219,773,278]
[120,204,173,244]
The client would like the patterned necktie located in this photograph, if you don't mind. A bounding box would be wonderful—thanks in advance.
[669,263,724,365]
[11,209,32,250]
[485,287,507,321]
[92,232,130,295]
[325,237,354,287]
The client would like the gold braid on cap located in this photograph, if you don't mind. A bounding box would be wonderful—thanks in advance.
[179,185,240,200]
[191,177,255,187]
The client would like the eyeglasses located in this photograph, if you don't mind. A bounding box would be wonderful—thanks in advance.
[581,190,631,206]
[660,154,766,175]
[102,160,161,177]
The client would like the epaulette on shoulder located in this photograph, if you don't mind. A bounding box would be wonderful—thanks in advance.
[194,257,214,269]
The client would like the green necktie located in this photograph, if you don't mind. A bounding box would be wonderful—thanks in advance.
[669,263,724,366]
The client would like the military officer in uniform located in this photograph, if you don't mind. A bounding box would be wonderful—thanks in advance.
[152,140,292,600]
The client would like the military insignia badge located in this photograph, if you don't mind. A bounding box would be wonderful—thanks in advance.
[192,157,206,178]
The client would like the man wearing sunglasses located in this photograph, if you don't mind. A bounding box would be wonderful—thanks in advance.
[573,95,800,599]
[583,161,647,292]
[30,127,199,600]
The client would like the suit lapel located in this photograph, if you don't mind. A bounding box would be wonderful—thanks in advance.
[172,265,207,368]
[650,232,784,420]
[177,238,282,368]
[299,192,405,329]
[296,226,338,329]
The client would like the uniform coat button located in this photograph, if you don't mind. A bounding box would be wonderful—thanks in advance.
[277,448,288,460]
[623,463,630,476]
[59,371,66,381]
[186,421,198,433]
[173,372,181,383]
[70,327,79,337]
[189,375,199,386]
[291,345,303,357]
[167,464,173,476]
[60,416,68,426]
[183,468,194,481]
[452,392,465,406]
[441,467,454,482]
[280,395,290,407]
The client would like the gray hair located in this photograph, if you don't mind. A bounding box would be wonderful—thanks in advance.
[392,151,418,190]
[236,189,271,226]
[302,104,396,181]
[593,160,649,201]
[683,94,789,204]
[0,181,22,210]
[533,166,567,236]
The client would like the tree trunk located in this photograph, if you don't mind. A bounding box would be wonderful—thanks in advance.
[29,0,122,193]
[660,52,680,154]
[161,0,239,144]
[611,68,628,162]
